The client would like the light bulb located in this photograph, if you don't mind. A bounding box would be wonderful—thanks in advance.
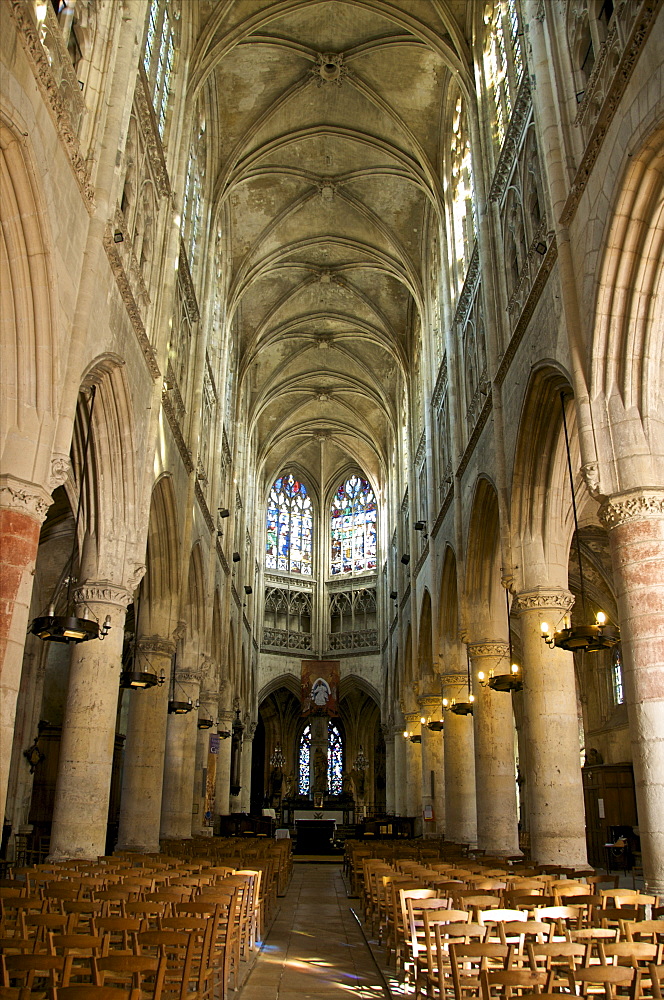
[511,663,520,675]
[596,611,606,625]
[469,694,475,703]
[478,671,485,682]
[541,622,549,635]
[420,717,426,725]
[403,730,409,738]
[442,698,449,708]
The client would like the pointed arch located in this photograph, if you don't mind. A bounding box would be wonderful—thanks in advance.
[0,116,56,483]
[465,476,503,628]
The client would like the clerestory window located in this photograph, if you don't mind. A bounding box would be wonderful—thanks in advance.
[330,475,377,576]
[265,474,313,576]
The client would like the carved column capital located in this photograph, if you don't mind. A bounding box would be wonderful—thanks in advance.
[441,673,467,688]
[599,488,664,530]
[467,641,510,659]
[403,711,421,725]
[174,670,200,685]
[136,636,175,658]
[74,584,133,613]
[0,474,52,523]
[511,588,575,616]
[419,696,441,713]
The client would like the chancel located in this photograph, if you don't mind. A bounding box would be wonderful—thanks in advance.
[1,0,663,942]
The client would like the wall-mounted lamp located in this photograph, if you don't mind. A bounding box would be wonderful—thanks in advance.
[414,521,426,532]
[401,554,410,565]
[113,231,124,243]
[390,591,398,600]
[244,585,252,595]
[218,508,230,518]
[232,552,241,562]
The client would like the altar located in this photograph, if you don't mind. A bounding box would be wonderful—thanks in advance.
[294,818,337,854]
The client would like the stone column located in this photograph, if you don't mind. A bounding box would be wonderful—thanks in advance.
[600,489,664,892]
[0,477,51,819]
[383,724,395,814]
[468,642,520,857]
[310,715,328,795]
[404,712,422,821]
[420,697,444,837]
[49,585,130,860]
[215,710,233,818]
[443,674,477,846]
[193,691,218,832]
[239,723,255,813]
[116,637,173,853]
[393,725,407,816]
[160,670,200,839]
[513,589,588,867]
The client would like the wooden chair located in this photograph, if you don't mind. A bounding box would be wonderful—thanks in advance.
[93,955,166,1000]
[448,942,511,1000]
[2,952,67,992]
[479,967,549,998]
[53,988,136,1000]
[571,963,642,998]
[649,963,664,999]
[526,940,586,991]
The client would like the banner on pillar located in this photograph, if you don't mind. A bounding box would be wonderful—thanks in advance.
[301,660,339,717]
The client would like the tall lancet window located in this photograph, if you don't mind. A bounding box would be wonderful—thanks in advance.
[330,475,377,575]
[265,474,313,576]
[327,722,343,795]
[298,724,311,794]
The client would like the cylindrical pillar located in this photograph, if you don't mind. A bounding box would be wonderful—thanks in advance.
[49,585,130,860]
[239,724,255,813]
[0,478,51,820]
[393,726,407,816]
[215,710,233,819]
[404,712,422,820]
[442,674,477,846]
[160,670,200,839]
[469,642,520,857]
[600,489,664,892]
[116,637,173,852]
[384,724,395,814]
[193,691,218,833]
[513,589,588,867]
[420,697,444,837]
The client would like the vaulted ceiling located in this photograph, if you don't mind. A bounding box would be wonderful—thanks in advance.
[193,1,475,500]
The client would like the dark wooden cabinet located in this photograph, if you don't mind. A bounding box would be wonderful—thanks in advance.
[582,763,638,868]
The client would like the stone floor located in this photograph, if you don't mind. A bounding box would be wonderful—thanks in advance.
[236,863,390,1000]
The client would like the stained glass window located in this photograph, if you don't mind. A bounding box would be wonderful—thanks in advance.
[299,724,311,794]
[612,646,624,706]
[330,475,377,575]
[327,722,343,795]
[143,0,176,139]
[265,474,313,576]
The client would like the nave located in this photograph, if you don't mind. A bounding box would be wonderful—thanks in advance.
[238,863,388,1000]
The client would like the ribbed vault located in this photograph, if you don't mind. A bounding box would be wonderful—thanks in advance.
[192,0,471,494]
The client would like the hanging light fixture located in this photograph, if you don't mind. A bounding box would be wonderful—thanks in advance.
[270,743,286,769]
[167,655,196,714]
[119,593,165,690]
[443,650,474,715]
[354,745,369,770]
[478,591,523,693]
[540,393,620,653]
[197,715,215,730]
[30,386,111,644]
